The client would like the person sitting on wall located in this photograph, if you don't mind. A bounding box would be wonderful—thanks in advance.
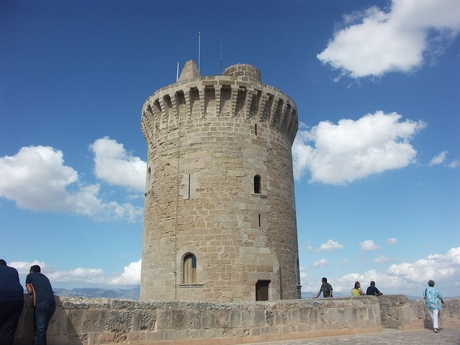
[313,277,333,298]
[351,281,365,296]
[366,281,383,296]
[423,279,444,333]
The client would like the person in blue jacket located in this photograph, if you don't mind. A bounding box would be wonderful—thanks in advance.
[423,279,444,333]
[0,259,24,345]
[366,281,383,296]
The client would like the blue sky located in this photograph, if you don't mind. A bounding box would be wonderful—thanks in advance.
[1,0,459,297]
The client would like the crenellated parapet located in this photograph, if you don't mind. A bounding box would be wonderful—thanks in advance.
[141,62,298,144]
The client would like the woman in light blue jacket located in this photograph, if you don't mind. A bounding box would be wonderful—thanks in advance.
[423,280,444,333]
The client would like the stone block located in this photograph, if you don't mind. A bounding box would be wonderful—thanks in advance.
[106,310,133,333]
[82,309,108,332]
[132,310,156,331]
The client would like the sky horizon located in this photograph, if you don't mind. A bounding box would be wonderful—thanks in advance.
[1,0,459,298]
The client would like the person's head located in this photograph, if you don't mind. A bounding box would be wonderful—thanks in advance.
[0,259,6,266]
[30,265,41,273]
[428,280,435,287]
[354,281,360,289]
[370,281,375,286]
[322,277,327,284]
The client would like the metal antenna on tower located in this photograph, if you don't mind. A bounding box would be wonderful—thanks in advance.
[198,31,201,72]
[220,37,223,74]
[176,62,179,82]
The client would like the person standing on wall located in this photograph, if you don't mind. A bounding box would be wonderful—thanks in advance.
[423,279,444,333]
[0,259,24,345]
[313,277,333,298]
[25,265,55,345]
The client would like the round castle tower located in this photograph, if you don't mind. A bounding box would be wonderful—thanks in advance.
[140,61,300,302]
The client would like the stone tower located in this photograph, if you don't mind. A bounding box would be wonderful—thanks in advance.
[140,61,300,302]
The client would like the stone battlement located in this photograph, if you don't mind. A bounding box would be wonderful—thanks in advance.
[141,61,298,145]
[13,295,460,345]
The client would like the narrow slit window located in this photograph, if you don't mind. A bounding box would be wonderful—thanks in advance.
[146,167,152,191]
[254,175,261,194]
[255,123,258,136]
[187,174,191,200]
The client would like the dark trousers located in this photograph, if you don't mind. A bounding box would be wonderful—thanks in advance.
[0,296,24,345]
[33,301,55,345]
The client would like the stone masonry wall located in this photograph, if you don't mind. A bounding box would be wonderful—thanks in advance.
[15,295,381,345]
[13,295,460,345]
[378,294,460,330]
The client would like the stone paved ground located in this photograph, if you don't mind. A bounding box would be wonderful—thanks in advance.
[245,327,460,345]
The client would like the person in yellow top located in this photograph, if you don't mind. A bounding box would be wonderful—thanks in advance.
[351,281,365,296]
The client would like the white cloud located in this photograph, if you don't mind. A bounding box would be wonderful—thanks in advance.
[0,144,143,222]
[387,238,398,245]
[90,137,146,193]
[360,240,381,252]
[11,260,50,275]
[292,112,425,184]
[318,0,460,78]
[428,151,459,168]
[109,259,141,285]
[339,259,348,265]
[449,160,460,168]
[0,146,78,212]
[308,239,344,253]
[336,269,397,292]
[373,255,392,263]
[10,260,141,287]
[333,247,460,297]
[429,151,448,165]
[313,258,330,268]
[388,247,460,282]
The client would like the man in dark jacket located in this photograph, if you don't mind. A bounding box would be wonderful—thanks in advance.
[25,265,55,345]
[366,281,383,296]
[0,259,24,345]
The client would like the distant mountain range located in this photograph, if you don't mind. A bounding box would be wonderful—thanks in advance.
[53,287,426,300]
[54,287,140,300]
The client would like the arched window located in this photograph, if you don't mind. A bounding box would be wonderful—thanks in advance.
[183,253,196,284]
[254,175,261,194]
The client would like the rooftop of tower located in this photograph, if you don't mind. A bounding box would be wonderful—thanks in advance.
[178,60,261,83]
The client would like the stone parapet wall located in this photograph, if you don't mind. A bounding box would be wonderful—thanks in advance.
[14,295,460,345]
[378,294,460,330]
[15,295,381,345]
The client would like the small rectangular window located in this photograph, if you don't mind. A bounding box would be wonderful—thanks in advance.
[256,280,270,301]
